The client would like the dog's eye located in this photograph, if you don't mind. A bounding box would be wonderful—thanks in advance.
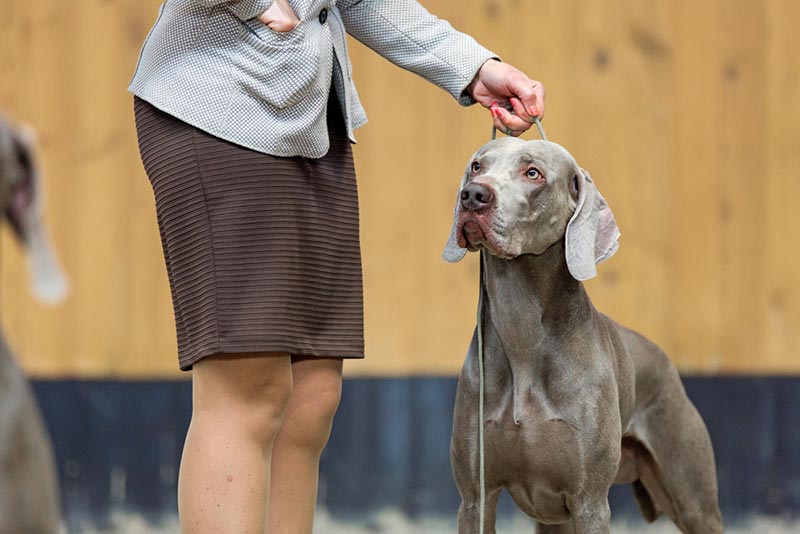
[471,161,481,173]
[526,168,541,180]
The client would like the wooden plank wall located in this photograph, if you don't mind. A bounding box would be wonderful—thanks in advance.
[0,0,798,378]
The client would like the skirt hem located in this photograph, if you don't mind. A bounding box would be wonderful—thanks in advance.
[180,345,366,371]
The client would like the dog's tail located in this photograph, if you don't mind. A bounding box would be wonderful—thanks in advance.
[632,479,659,523]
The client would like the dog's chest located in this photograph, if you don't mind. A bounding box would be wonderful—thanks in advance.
[482,389,584,521]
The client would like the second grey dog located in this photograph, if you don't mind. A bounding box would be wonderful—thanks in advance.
[0,113,66,533]
[443,138,723,534]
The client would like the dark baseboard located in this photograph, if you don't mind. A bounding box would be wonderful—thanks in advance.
[31,375,800,530]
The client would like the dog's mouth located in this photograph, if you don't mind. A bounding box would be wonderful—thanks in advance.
[460,220,485,250]
[456,214,516,259]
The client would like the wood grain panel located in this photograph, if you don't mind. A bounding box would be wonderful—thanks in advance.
[0,0,797,377]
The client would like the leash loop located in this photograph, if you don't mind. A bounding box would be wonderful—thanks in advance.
[490,111,548,141]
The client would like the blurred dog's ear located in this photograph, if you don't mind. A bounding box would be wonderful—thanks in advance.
[442,171,469,263]
[0,117,68,303]
[565,169,620,281]
[2,125,35,239]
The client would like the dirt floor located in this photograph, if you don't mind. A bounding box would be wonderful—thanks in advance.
[80,509,800,533]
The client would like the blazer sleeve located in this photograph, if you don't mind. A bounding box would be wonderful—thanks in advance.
[197,0,274,21]
[337,0,497,106]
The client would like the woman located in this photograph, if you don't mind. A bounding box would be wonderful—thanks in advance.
[130,0,544,532]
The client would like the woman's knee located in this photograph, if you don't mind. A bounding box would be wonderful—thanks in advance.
[281,387,341,453]
[279,358,343,453]
[191,353,294,443]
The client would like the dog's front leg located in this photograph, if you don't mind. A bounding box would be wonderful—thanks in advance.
[457,488,501,534]
[567,496,611,534]
[452,401,502,534]
[452,351,502,534]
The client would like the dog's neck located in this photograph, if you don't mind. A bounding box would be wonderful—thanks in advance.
[482,240,594,336]
[481,241,598,422]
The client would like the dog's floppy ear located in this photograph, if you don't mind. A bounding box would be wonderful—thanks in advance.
[565,169,620,281]
[442,171,469,263]
[0,116,69,303]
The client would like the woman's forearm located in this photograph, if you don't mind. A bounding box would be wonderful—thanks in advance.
[338,0,496,105]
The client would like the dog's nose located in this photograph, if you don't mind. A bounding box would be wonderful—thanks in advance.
[460,183,495,211]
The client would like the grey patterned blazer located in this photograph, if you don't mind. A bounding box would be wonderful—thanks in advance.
[128,0,495,158]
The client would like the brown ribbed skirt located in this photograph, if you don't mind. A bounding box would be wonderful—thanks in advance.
[134,95,364,371]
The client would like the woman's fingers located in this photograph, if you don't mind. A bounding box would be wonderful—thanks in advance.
[494,67,544,120]
[490,105,525,137]
[490,106,507,135]
[264,18,297,32]
[509,97,535,124]
[517,79,545,119]
[257,0,299,32]
[490,104,530,137]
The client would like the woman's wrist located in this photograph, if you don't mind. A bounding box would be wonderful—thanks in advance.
[466,59,502,100]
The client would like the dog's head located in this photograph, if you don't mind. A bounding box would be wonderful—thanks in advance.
[0,113,67,303]
[443,137,619,280]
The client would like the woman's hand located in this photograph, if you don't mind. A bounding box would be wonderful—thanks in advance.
[466,59,546,137]
[257,0,299,32]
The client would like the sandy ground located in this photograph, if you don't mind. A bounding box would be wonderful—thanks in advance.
[78,509,800,533]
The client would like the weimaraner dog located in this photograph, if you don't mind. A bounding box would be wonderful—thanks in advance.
[0,113,66,533]
[444,137,723,533]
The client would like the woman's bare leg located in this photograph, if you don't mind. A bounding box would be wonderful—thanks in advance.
[267,357,343,534]
[178,352,293,534]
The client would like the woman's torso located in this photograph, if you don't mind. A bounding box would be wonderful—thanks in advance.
[128,0,366,158]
